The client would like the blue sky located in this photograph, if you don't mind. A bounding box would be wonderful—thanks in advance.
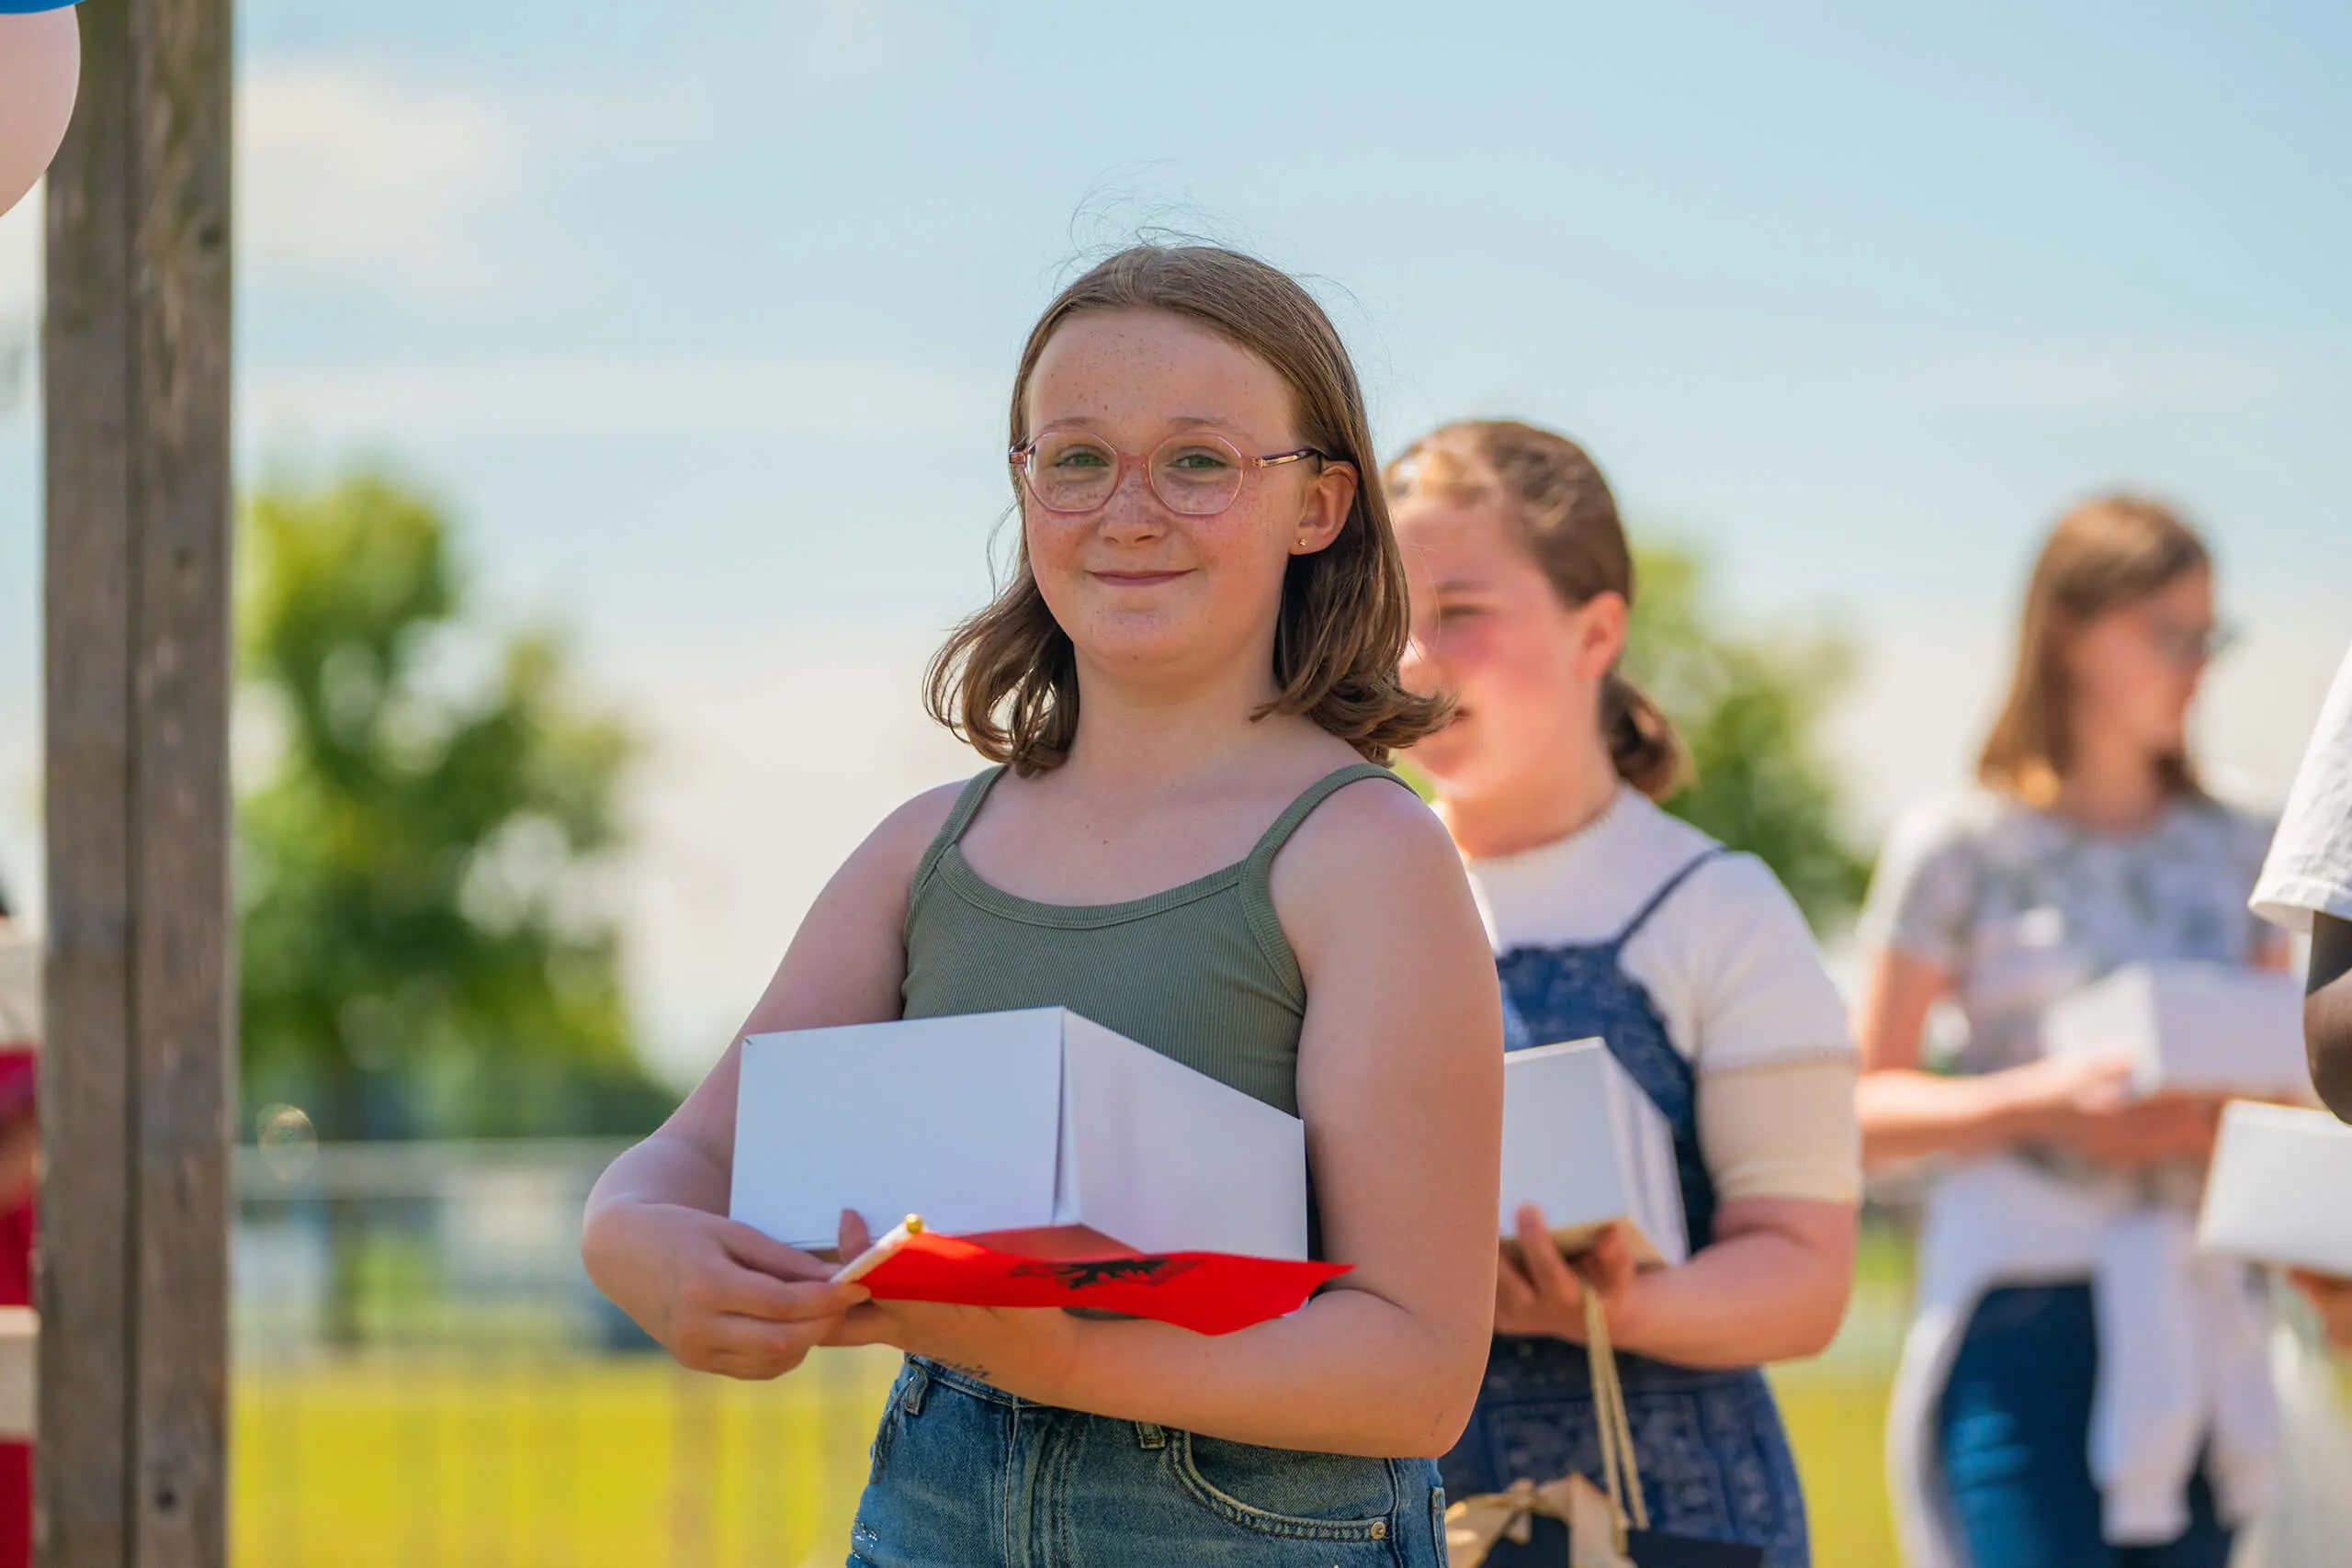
[3,1,2347,1078]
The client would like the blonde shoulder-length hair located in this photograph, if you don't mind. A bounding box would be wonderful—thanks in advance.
[1978,494,2212,806]
[923,244,1446,774]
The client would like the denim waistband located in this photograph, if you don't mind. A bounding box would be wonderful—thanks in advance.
[900,1355,1198,1454]
[905,1355,1020,1408]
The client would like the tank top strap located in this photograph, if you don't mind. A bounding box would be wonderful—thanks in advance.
[1244,762,1414,871]
[1611,844,1729,949]
[909,767,1008,906]
[1236,763,1417,1001]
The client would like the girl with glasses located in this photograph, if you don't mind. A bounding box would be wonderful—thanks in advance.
[1857,497,2292,1568]
[1388,421,1863,1568]
[582,245,1502,1567]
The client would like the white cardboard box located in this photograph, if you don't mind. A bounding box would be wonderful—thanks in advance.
[730,1008,1309,1260]
[2198,1101,2352,1275]
[2041,962,2310,1099]
[1500,1038,1688,1267]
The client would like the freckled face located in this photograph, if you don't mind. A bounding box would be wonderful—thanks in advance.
[1018,309,1347,684]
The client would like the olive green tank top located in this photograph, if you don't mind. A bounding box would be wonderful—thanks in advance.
[900,761,1408,1116]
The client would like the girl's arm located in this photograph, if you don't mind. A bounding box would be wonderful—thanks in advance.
[1497,1198,1855,1366]
[834,780,1506,1458]
[581,785,961,1378]
[1853,948,2144,1168]
[1853,948,2220,1170]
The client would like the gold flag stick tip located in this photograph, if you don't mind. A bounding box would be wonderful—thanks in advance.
[832,1215,924,1286]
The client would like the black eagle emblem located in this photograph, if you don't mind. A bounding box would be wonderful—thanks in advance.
[1007,1255,1204,1290]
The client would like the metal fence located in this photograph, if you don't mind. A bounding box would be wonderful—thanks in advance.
[232,1138,900,1568]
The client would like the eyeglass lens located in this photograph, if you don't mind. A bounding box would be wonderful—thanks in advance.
[1023,432,1250,515]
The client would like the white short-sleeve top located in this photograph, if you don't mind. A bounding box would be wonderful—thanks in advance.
[1466,786,1855,1076]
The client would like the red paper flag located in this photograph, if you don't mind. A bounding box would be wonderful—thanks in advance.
[859,1231,1350,1336]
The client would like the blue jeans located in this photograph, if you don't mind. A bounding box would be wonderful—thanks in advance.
[1935,1284,2233,1568]
[848,1358,1451,1567]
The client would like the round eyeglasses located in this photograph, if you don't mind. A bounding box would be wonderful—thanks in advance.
[1010,430,1329,517]
[2144,616,2238,668]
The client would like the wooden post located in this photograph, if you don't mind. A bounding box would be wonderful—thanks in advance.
[40,0,235,1564]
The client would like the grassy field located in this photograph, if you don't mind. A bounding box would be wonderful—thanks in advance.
[232,1348,903,1568]
[231,1348,1903,1567]
[1776,1363,1899,1566]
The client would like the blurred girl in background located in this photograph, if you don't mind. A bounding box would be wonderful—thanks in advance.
[1856,497,2287,1568]
[1389,421,1860,1568]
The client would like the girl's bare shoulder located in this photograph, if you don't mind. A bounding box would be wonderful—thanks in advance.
[828,776,982,904]
[1270,771,1471,919]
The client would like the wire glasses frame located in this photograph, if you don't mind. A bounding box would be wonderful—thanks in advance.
[2144,615,2238,668]
[1009,430,1330,516]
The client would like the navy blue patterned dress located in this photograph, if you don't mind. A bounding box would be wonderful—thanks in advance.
[1441,850,1813,1568]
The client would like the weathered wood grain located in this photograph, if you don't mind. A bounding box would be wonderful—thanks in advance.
[41,1,234,1563]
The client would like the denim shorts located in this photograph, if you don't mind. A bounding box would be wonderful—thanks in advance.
[847,1357,1452,1568]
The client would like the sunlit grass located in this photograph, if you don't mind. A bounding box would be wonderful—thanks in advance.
[232,1348,902,1568]
[232,1354,1902,1568]
[232,1235,1914,1567]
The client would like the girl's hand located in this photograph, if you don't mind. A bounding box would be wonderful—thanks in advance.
[2067,1092,2225,1169]
[816,1210,1081,1395]
[582,1201,872,1380]
[2044,1076,2225,1169]
[2012,1054,2225,1169]
[2290,1270,2352,1354]
[2010,1051,2138,1121]
[831,1295,1082,1394]
[1493,1206,1645,1347]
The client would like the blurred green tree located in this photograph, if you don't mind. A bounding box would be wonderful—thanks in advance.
[236,472,673,1143]
[1625,542,1872,929]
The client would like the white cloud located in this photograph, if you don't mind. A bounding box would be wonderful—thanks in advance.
[236,58,714,299]
[240,353,994,442]
[237,61,526,297]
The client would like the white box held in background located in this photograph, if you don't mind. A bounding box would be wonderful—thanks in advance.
[729,1007,1310,1261]
[1499,1038,1687,1267]
[2199,1101,2352,1276]
[2041,962,2310,1100]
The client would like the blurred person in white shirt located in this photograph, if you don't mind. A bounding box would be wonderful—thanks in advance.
[2249,640,2352,1344]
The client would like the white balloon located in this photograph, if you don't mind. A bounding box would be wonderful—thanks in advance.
[0,8,82,220]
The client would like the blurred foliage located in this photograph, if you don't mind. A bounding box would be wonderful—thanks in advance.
[236,472,673,1141]
[1626,542,1872,930]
